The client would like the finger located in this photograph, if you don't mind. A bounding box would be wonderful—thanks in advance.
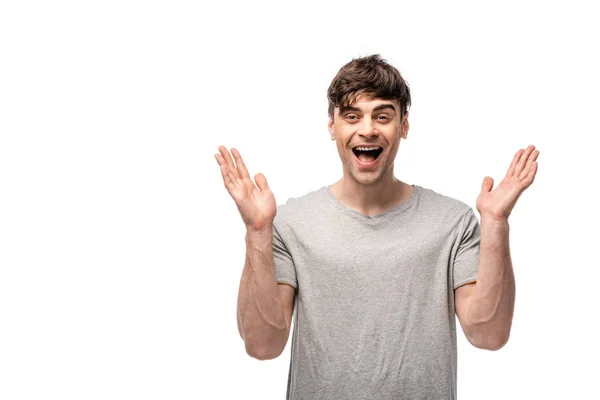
[227,163,240,187]
[219,163,235,191]
[523,161,538,187]
[254,173,270,192]
[215,153,240,187]
[519,149,539,180]
[481,176,493,193]
[214,153,226,167]
[218,145,240,180]
[231,148,251,180]
[514,145,535,177]
[506,149,524,177]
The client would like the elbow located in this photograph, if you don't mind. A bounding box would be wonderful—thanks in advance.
[241,324,289,360]
[244,333,285,360]
[245,343,283,360]
[466,326,510,351]
[475,336,509,351]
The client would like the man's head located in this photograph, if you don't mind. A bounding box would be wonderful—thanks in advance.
[327,54,411,120]
[327,54,411,186]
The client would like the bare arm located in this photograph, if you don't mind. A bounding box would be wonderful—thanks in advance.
[456,145,539,350]
[237,226,294,360]
[455,218,514,351]
[214,145,294,360]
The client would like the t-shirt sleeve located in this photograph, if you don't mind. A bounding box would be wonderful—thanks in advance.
[453,208,480,289]
[272,214,298,289]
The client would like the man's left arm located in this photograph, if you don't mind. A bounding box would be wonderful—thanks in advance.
[455,218,514,350]
[455,145,540,351]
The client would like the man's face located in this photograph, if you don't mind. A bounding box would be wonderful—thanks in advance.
[328,94,409,186]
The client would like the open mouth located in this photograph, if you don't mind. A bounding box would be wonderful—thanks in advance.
[352,146,384,163]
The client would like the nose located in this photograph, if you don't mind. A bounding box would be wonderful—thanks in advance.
[359,118,378,138]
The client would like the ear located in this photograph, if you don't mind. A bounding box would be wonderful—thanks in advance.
[401,112,409,139]
[328,115,335,140]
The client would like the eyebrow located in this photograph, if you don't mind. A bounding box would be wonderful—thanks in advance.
[339,103,397,114]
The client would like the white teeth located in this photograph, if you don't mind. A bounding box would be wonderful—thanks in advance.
[354,146,381,151]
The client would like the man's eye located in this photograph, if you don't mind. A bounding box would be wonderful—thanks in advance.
[376,115,390,121]
[345,115,358,121]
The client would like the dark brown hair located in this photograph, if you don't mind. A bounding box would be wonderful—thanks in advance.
[327,54,411,119]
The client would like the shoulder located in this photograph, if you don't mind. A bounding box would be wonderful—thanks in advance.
[415,185,476,222]
[274,186,329,226]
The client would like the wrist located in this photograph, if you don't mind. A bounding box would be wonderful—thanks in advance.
[480,212,510,225]
[246,224,273,244]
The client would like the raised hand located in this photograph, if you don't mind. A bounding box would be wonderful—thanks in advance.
[215,146,277,231]
[476,145,540,221]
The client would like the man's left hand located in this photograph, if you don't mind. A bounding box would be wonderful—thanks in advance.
[476,145,540,222]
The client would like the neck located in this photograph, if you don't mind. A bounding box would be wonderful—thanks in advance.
[329,169,412,217]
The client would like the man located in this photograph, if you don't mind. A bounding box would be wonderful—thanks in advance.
[214,54,539,399]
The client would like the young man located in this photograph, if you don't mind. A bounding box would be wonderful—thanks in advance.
[215,54,539,399]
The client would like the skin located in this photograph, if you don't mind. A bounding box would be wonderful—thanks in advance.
[214,146,276,231]
[327,94,541,350]
[327,93,413,217]
[455,145,539,350]
[214,146,291,360]
[216,93,540,354]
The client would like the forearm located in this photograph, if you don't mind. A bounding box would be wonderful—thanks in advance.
[237,225,288,359]
[466,217,515,349]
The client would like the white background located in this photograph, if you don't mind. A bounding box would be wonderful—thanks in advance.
[1,1,599,399]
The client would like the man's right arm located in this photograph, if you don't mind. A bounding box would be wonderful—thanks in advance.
[214,145,294,360]
[237,225,295,360]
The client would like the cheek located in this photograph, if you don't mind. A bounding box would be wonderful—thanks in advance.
[334,140,353,163]
[384,138,400,158]
[336,140,348,157]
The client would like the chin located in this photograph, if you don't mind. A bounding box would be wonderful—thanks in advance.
[352,173,383,186]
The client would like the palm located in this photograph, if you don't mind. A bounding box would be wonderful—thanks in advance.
[230,175,276,228]
[215,146,276,230]
[476,145,540,221]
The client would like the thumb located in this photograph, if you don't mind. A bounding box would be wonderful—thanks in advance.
[254,173,270,192]
[481,176,494,193]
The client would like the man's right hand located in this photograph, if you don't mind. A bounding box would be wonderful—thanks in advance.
[214,146,276,231]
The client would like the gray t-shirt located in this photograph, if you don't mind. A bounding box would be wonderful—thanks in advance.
[272,184,480,400]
